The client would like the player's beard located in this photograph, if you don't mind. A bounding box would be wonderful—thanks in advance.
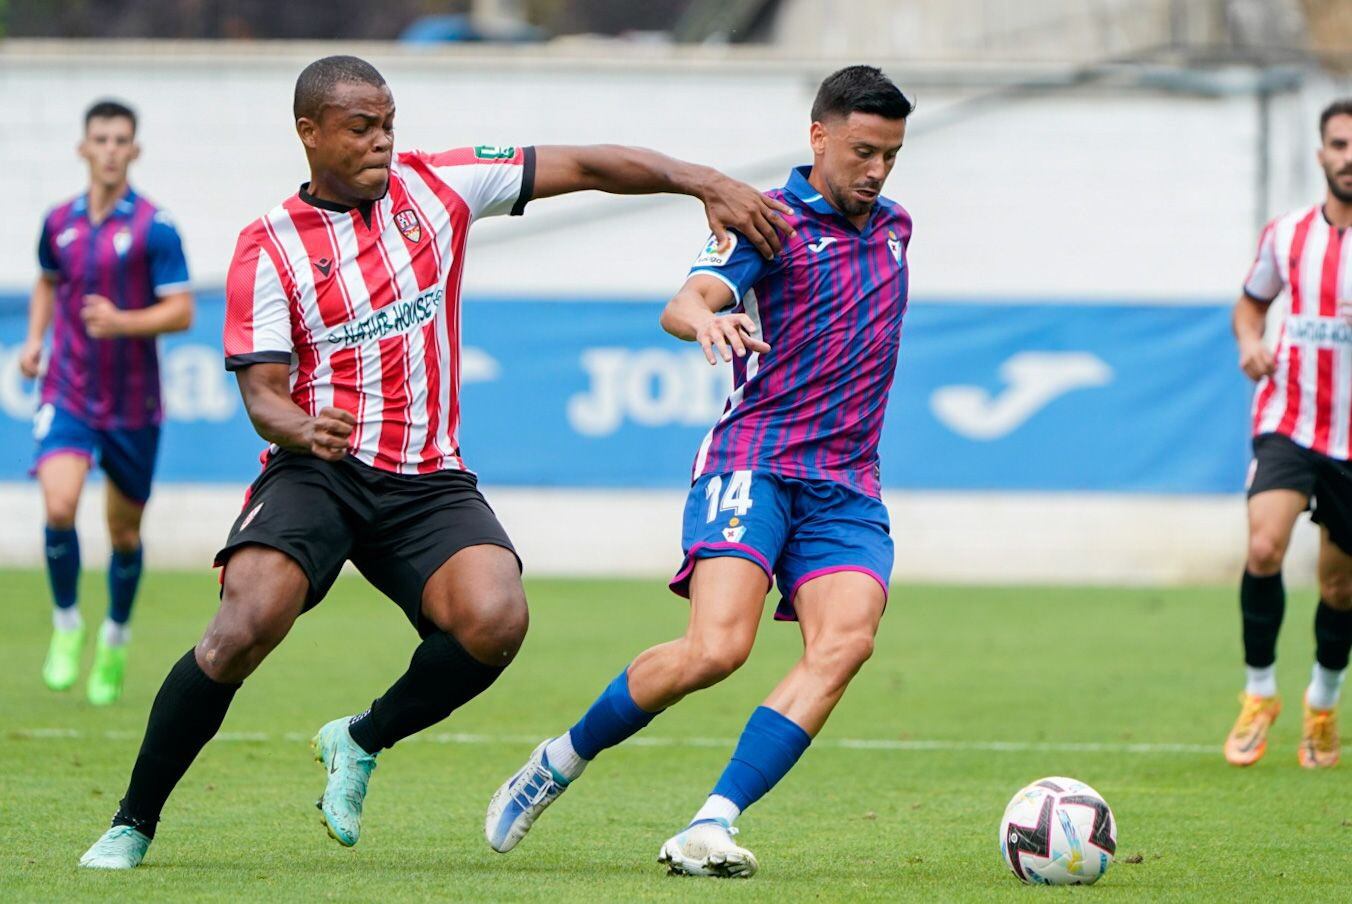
[1326,166,1352,205]
[827,183,873,219]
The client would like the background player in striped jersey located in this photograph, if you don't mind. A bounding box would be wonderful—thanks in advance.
[1226,98,1352,769]
[20,100,194,707]
[487,66,912,877]
[78,55,793,869]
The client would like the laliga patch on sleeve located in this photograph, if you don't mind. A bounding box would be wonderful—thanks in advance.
[473,145,516,160]
[693,233,736,268]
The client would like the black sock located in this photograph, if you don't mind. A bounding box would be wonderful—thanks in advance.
[112,649,241,838]
[1240,571,1285,668]
[1315,600,1352,671]
[347,632,504,754]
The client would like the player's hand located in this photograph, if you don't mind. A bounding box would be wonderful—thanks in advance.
[18,337,44,379]
[699,171,796,260]
[81,294,126,339]
[1238,338,1275,381]
[695,313,771,365]
[307,407,356,461]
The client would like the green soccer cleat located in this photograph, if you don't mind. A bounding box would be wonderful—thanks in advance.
[86,637,128,706]
[42,624,85,691]
[79,825,151,869]
[311,717,378,847]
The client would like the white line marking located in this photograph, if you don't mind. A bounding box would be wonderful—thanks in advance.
[9,728,1217,755]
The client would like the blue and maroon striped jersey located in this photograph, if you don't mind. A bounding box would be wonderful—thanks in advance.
[687,165,911,498]
[37,189,190,429]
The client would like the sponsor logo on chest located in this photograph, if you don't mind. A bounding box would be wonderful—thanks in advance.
[1286,314,1352,348]
[324,285,445,347]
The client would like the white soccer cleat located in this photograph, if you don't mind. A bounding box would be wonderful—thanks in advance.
[79,825,151,869]
[485,739,569,853]
[658,818,759,878]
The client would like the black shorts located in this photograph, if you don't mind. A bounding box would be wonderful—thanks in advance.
[215,450,519,635]
[1248,432,1352,554]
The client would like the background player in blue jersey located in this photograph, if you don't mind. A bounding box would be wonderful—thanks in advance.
[486,66,913,877]
[19,100,194,705]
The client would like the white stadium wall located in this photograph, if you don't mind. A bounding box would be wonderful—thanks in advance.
[2,41,1350,583]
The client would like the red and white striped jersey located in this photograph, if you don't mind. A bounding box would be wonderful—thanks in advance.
[224,145,534,474]
[1247,204,1352,459]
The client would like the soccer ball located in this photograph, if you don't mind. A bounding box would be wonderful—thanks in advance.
[998,776,1117,885]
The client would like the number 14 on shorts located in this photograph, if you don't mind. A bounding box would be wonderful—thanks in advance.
[705,470,753,523]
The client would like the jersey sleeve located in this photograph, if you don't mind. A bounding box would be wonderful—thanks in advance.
[36,214,60,277]
[687,231,773,305]
[147,210,191,297]
[411,145,535,221]
[224,232,294,371]
[1243,219,1283,303]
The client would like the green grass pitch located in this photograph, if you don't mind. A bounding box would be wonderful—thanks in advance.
[2,569,1347,901]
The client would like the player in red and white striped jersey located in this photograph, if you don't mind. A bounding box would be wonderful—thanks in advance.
[79,55,795,869]
[1226,99,1352,771]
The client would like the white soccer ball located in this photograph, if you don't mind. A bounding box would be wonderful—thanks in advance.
[998,776,1117,885]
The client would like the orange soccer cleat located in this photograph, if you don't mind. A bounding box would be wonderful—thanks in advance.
[1224,693,1281,766]
[1298,695,1340,769]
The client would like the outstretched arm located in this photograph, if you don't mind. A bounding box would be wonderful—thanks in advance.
[532,145,795,258]
[661,274,770,365]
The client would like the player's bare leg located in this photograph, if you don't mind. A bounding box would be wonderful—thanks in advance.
[1227,489,1306,766]
[1301,529,1352,768]
[320,544,527,846]
[80,546,307,868]
[661,571,885,878]
[87,481,146,705]
[37,453,91,691]
[486,556,766,853]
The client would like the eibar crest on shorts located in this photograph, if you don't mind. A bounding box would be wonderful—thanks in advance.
[394,209,422,243]
[723,524,747,543]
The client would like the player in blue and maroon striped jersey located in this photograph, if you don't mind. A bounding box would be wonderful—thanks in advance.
[19,99,194,707]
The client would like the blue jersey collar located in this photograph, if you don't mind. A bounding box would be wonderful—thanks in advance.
[784,166,838,216]
[74,187,138,222]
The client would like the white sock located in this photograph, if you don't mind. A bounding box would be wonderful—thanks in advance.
[543,731,587,782]
[1245,664,1277,698]
[691,794,741,827]
[1307,663,1345,711]
[101,620,130,647]
[52,606,82,633]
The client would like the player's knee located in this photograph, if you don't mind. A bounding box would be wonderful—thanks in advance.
[810,630,876,680]
[682,639,751,689]
[453,586,529,667]
[44,498,79,530]
[1247,534,1287,575]
[108,522,141,552]
[1319,576,1352,610]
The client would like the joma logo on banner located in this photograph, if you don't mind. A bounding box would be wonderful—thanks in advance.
[567,348,731,436]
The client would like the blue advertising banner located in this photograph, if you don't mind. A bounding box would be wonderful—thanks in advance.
[0,294,1252,492]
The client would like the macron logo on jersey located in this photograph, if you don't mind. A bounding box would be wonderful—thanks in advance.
[324,286,445,347]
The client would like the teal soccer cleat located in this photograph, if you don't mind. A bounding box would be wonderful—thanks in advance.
[311,717,378,847]
[79,825,151,869]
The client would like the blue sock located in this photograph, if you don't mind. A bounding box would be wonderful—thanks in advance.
[710,706,812,813]
[108,546,144,626]
[568,668,660,760]
[44,525,80,611]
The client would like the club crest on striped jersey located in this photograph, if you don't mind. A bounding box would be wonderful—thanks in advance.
[113,228,133,258]
[394,209,422,243]
[887,230,902,265]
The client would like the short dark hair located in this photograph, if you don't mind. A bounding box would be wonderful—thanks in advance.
[1321,98,1352,140]
[294,55,388,121]
[811,65,912,123]
[84,99,136,135]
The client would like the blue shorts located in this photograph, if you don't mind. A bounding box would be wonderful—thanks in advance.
[31,403,161,505]
[669,470,893,621]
